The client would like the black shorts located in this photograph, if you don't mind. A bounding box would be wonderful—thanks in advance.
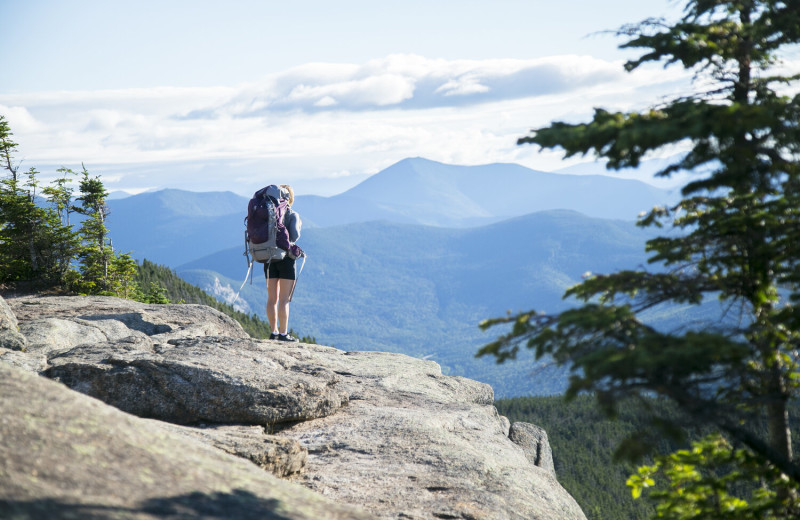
[264,256,296,280]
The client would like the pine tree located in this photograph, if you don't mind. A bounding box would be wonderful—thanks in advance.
[41,168,81,286]
[74,165,112,293]
[73,165,135,295]
[0,166,79,287]
[0,115,28,281]
[0,115,18,183]
[480,0,800,516]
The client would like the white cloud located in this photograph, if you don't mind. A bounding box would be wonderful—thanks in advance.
[283,73,416,108]
[0,54,691,196]
[0,105,43,133]
[314,96,338,107]
[214,54,638,115]
[435,77,490,97]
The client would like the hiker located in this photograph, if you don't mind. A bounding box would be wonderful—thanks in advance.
[265,184,302,342]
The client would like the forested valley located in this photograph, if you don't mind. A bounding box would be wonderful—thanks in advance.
[496,396,800,520]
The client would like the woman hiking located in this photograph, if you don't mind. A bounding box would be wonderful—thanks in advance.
[265,184,302,342]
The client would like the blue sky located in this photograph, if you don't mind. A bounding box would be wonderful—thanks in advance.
[0,1,710,196]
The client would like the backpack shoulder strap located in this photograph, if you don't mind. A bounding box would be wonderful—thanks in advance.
[274,197,289,221]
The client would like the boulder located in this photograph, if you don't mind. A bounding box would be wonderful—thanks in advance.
[20,316,127,353]
[0,347,47,373]
[154,422,307,477]
[509,421,557,478]
[0,363,368,520]
[45,336,348,426]
[0,294,26,351]
[6,294,249,356]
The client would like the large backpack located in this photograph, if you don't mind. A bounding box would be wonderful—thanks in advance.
[245,185,305,262]
[245,185,289,263]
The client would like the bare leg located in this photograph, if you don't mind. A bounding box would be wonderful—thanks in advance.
[266,277,279,333]
[277,278,295,334]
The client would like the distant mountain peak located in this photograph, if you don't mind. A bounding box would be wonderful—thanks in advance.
[331,157,674,226]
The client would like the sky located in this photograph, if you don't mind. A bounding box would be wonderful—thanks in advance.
[0,0,747,197]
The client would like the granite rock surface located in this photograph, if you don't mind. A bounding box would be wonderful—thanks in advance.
[0,363,366,520]
[2,294,586,520]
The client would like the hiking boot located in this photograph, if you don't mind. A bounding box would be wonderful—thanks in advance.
[277,333,299,342]
[269,333,279,340]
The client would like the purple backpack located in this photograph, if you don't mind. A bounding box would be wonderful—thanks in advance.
[245,185,303,263]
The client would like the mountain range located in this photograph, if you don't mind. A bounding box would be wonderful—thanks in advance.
[296,158,676,228]
[107,158,677,266]
[105,157,688,397]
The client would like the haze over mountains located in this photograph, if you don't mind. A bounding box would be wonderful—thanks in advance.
[108,158,676,265]
[106,157,682,396]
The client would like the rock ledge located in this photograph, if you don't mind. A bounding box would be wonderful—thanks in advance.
[0,294,585,520]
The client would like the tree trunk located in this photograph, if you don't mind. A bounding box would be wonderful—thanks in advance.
[768,360,793,456]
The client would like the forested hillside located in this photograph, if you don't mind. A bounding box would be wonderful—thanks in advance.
[496,396,800,520]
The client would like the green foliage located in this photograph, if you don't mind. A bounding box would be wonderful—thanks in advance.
[72,165,115,294]
[0,166,80,287]
[496,395,800,520]
[136,281,172,304]
[629,435,799,520]
[133,259,316,342]
[0,117,135,296]
[484,1,800,518]
[0,115,19,180]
